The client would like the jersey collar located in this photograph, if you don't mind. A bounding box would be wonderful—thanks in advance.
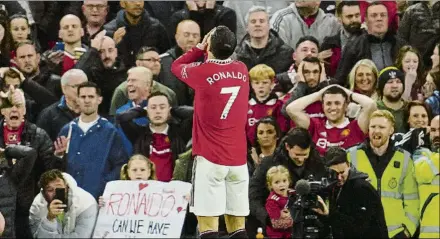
[325,117,350,129]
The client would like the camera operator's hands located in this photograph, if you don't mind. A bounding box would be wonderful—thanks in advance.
[47,199,66,221]
[312,196,329,216]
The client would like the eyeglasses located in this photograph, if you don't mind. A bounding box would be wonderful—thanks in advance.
[84,4,107,11]
[137,58,161,63]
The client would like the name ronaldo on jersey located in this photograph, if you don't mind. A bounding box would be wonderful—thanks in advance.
[206,71,247,85]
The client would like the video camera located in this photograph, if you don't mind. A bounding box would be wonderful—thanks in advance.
[294,174,337,209]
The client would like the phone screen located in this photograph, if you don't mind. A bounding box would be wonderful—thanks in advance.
[54,188,68,212]
[54,42,65,52]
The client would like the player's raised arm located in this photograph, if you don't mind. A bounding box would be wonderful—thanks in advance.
[171,29,216,87]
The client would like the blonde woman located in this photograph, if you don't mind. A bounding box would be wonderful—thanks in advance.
[346,59,379,118]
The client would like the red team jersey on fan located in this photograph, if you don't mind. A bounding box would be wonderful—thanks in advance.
[308,117,366,155]
[172,47,249,166]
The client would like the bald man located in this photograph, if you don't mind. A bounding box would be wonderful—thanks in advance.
[430,115,440,152]
[161,19,202,106]
[75,32,126,118]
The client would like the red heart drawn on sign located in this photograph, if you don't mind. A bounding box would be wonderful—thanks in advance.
[138,183,149,191]
[177,207,186,213]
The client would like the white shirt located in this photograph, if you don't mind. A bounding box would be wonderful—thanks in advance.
[78,117,99,134]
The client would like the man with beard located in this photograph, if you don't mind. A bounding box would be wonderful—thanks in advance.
[116,91,192,182]
[104,0,170,67]
[270,0,340,50]
[336,2,406,86]
[15,42,62,98]
[429,115,440,152]
[75,32,126,118]
[286,84,376,155]
[54,82,128,199]
[376,67,407,133]
[321,1,362,78]
[347,110,419,238]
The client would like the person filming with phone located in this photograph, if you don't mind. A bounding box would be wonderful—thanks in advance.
[29,169,98,238]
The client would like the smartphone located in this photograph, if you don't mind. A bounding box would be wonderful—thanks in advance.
[54,42,65,52]
[54,188,68,212]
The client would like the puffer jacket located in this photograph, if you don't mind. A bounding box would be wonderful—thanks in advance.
[234,30,294,74]
[0,145,36,238]
[0,120,61,230]
[104,9,170,67]
[29,173,98,238]
[398,1,440,56]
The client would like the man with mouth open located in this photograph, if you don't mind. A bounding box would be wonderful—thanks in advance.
[286,84,376,156]
[347,110,419,238]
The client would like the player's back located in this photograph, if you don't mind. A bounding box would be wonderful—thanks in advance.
[192,59,250,166]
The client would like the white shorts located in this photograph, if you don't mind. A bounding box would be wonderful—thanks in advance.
[190,155,249,217]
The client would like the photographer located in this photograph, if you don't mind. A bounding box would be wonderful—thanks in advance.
[29,169,98,238]
[249,128,327,232]
[313,147,388,238]
[0,145,37,238]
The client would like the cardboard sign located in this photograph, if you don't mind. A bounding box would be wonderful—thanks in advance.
[93,180,192,238]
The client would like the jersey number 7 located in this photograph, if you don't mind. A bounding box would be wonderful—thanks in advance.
[220,86,241,120]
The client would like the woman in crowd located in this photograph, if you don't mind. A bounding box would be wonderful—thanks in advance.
[424,71,440,116]
[248,117,281,176]
[395,45,425,101]
[404,101,432,131]
[9,14,31,44]
[348,59,379,99]
[0,17,12,67]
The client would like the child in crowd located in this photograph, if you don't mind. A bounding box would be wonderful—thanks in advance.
[99,154,156,206]
[265,165,293,239]
[247,64,289,145]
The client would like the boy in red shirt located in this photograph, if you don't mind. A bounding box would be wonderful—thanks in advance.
[247,64,289,145]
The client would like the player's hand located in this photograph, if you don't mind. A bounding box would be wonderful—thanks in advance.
[113,27,126,44]
[54,136,69,157]
[47,199,66,221]
[197,28,216,50]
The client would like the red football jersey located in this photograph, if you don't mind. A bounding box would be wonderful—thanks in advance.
[171,47,250,166]
[246,97,289,145]
[308,117,366,156]
[265,191,292,239]
[290,101,325,128]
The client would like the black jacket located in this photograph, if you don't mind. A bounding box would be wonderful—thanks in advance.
[335,31,406,87]
[323,168,388,238]
[0,145,36,238]
[160,46,196,106]
[104,10,171,67]
[249,145,327,226]
[169,4,236,44]
[116,106,193,163]
[0,121,61,220]
[75,47,127,118]
[36,98,79,141]
[234,30,294,74]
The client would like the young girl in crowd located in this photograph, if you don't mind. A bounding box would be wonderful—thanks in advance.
[395,45,425,101]
[99,154,156,206]
[265,165,293,239]
[9,14,31,44]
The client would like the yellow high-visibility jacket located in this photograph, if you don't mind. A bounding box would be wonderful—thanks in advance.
[348,145,420,238]
[414,151,439,238]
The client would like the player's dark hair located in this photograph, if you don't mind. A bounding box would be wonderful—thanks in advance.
[336,1,359,17]
[325,147,348,166]
[77,81,101,96]
[322,86,348,103]
[295,35,320,51]
[253,116,282,155]
[147,91,171,106]
[283,128,312,150]
[302,56,322,74]
[208,26,236,60]
[365,1,387,16]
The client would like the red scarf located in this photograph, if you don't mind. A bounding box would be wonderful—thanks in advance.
[3,122,25,145]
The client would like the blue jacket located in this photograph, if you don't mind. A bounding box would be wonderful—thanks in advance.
[115,100,148,155]
[58,117,128,199]
[426,90,440,116]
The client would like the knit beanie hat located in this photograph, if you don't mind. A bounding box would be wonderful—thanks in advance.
[378,66,405,96]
